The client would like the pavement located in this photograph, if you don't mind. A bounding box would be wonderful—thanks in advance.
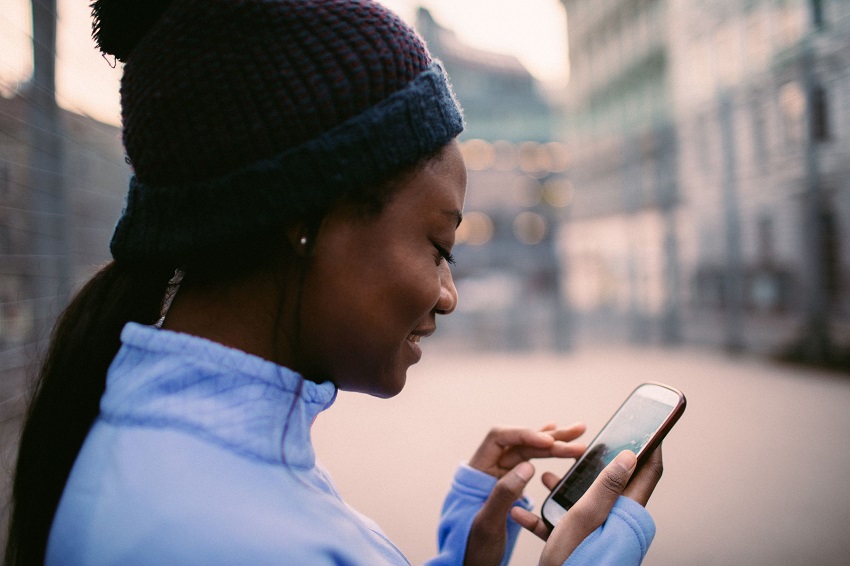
[312,344,850,565]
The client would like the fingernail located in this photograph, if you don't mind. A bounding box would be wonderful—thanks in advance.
[515,462,534,482]
[614,450,637,472]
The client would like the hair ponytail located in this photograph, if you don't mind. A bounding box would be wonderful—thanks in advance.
[5,261,172,565]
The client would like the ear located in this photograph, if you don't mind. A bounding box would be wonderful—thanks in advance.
[285,224,311,258]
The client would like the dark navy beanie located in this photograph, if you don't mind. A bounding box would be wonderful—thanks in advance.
[93,0,464,265]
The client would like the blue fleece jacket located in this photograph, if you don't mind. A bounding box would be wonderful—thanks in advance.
[46,323,654,565]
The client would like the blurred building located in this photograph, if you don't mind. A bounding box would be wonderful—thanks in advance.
[559,0,850,356]
[559,0,681,348]
[0,92,128,428]
[416,7,554,142]
[417,8,574,350]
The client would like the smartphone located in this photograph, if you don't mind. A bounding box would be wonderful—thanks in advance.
[540,382,686,528]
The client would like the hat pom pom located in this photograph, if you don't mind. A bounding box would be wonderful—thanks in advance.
[91,0,175,62]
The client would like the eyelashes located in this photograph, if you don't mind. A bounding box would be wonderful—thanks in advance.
[434,243,456,266]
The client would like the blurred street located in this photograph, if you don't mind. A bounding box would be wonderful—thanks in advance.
[313,342,850,565]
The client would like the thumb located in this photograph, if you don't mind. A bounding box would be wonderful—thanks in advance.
[478,461,534,525]
[464,462,534,566]
[540,451,637,565]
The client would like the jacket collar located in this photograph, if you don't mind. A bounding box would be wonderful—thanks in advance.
[100,323,337,468]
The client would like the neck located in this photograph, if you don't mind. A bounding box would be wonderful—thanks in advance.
[161,269,296,367]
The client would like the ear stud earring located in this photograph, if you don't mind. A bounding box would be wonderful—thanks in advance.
[299,236,308,246]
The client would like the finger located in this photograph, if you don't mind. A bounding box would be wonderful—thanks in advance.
[545,422,587,443]
[539,422,557,432]
[541,471,561,491]
[541,451,637,563]
[469,428,555,469]
[510,507,551,541]
[497,441,586,469]
[464,462,535,566]
[623,445,664,506]
[474,461,535,528]
[493,427,558,449]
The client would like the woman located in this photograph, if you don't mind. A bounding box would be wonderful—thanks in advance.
[6,1,663,564]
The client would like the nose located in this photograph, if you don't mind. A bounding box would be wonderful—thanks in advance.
[435,264,458,315]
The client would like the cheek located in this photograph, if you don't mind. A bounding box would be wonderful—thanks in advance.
[301,244,440,339]
[384,256,443,320]
[329,255,439,337]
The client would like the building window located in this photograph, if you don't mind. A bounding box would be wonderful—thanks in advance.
[0,161,8,199]
[751,96,769,171]
[810,84,830,142]
[779,81,805,147]
[0,163,9,254]
[821,205,841,303]
[694,112,714,176]
[810,0,825,29]
[757,212,774,263]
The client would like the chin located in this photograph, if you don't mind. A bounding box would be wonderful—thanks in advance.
[337,366,408,399]
[368,364,409,399]
[369,375,407,399]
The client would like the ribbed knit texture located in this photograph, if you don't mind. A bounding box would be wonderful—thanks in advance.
[108,0,464,264]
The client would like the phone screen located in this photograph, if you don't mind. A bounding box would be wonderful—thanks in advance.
[548,389,678,510]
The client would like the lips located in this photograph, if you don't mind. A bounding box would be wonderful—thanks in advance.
[407,326,435,344]
[405,327,435,363]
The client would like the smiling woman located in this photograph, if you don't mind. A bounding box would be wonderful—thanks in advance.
[6,2,662,565]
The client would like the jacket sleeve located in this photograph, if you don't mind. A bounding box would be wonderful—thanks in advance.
[425,464,531,566]
[564,496,656,565]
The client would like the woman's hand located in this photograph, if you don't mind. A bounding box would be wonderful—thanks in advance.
[510,446,664,566]
[463,423,587,566]
[467,422,587,479]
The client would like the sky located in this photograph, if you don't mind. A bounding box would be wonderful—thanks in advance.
[0,0,568,126]
[380,0,568,82]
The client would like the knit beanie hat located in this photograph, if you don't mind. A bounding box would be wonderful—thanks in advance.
[92,0,464,266]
